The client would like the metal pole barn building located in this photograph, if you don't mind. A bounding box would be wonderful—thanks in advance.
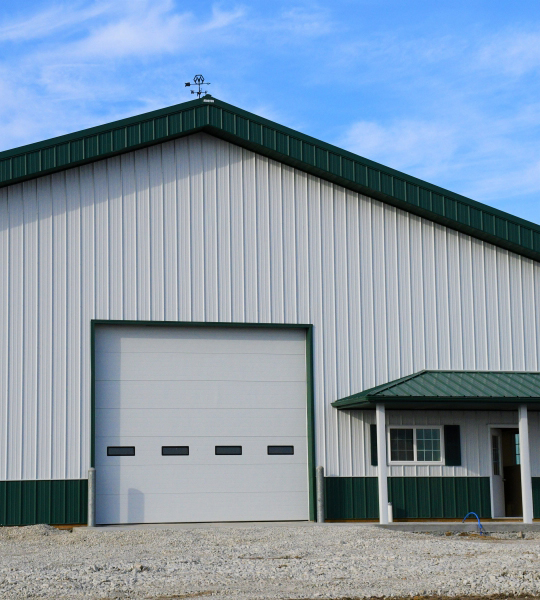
[1,96,540,526]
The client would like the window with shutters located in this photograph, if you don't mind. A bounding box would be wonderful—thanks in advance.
[388,426,444,464]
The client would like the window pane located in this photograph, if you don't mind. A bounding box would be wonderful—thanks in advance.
[390,429,414,461]
[515,433,520,465]
[416,429,440,461]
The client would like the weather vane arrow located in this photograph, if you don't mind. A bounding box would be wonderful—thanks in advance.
[185,74,211,98]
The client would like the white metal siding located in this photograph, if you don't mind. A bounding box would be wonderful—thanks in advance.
[1,133,540,481]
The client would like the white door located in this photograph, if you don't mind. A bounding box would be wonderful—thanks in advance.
[491,429,505,518]
[95,325,310,525]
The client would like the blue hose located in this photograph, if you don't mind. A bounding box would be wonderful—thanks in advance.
[462,512,486,535]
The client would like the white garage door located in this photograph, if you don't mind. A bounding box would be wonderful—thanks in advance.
[94,325,310,524]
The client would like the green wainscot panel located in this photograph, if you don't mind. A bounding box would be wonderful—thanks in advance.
[324,477,491,520]
[0,480,88,526]
[532,478,540,519]
[388,477,491,519]
[324,477,379,520]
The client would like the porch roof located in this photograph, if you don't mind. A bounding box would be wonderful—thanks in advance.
[331,370,540,410]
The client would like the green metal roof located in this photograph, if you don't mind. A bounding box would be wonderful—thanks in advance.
[1,96,540,262]
[332,370,540,410]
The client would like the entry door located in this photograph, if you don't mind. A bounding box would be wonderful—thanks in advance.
[94,325,310,525]
[491,429,505,518]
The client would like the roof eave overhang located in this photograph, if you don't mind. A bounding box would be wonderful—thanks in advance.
[1,97,539,262]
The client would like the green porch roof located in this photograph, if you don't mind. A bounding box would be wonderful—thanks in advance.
[332,370,540,410]
[0,96,540,262]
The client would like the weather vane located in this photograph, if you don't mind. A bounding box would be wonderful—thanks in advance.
[185,75,211,98]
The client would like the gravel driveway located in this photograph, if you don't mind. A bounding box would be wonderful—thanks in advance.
[2,523,540,599]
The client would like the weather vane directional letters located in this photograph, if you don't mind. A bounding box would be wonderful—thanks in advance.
[185,75,211,98]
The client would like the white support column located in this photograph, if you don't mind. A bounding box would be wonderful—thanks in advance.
[519,405,534,524]
[376,403,389,524]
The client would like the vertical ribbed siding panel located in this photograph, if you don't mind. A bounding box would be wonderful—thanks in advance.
[409,215,426,371]
[175,138,191,321]
[66,169,82,480]
[107,157,123,320]
[269,159,284,323]
[22,181,38,479]
[522,259,538,369]
[121,153,137,320]
[0,188,8,480]
[37,178,52,480]
[135,150,151,321]
[161,141,178,321]
[2,132,540,481]
[243,149,257,323]
[80,164,95,478]
[148,145,165,322]
[229,143,244,322]
[307,176,325,469]
[216,139,232,322]
[346,191,361,476]
[334,187,351,476]
[51,173,67,480]
[203,136,218,323]
[256,155,271,323]
[94,161,109,320]
[8,184,23,479]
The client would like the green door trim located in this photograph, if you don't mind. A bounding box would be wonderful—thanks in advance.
[90,319,317,521]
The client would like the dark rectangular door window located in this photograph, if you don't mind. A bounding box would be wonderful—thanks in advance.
[267,445,294,455]
[162,446,189,456]
[215,446,242,455]
[107,446,135,456]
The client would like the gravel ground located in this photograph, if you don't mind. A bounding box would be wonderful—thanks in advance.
[2,524,540,599]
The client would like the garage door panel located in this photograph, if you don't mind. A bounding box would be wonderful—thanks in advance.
[96,408,307,437]
[97,492,309,525]
[95,325,309,523]
[95,380,308,409]
[96,352,306,382]
[95,326,306,354]
[96,436,307,466]
[96,464,308,495]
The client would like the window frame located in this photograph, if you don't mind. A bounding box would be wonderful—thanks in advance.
[387,425,444,465]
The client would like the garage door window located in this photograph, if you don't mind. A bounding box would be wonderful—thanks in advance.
[162,446,189,456]
[268,446,294,455]
[215,446,242,455]
[107,447,135,456]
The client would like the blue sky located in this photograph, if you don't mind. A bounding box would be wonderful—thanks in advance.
[1,1,539,223]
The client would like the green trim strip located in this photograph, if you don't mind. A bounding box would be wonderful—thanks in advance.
[0,480,87,526]
[90,319,316,522]
[1,97,539,262]
[324,476,491,520]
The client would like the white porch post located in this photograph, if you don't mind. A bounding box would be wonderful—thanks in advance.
[519,405,534,524]
[376,403,388,524]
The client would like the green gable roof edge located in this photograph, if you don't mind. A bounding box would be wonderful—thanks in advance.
[1,96,539,262]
